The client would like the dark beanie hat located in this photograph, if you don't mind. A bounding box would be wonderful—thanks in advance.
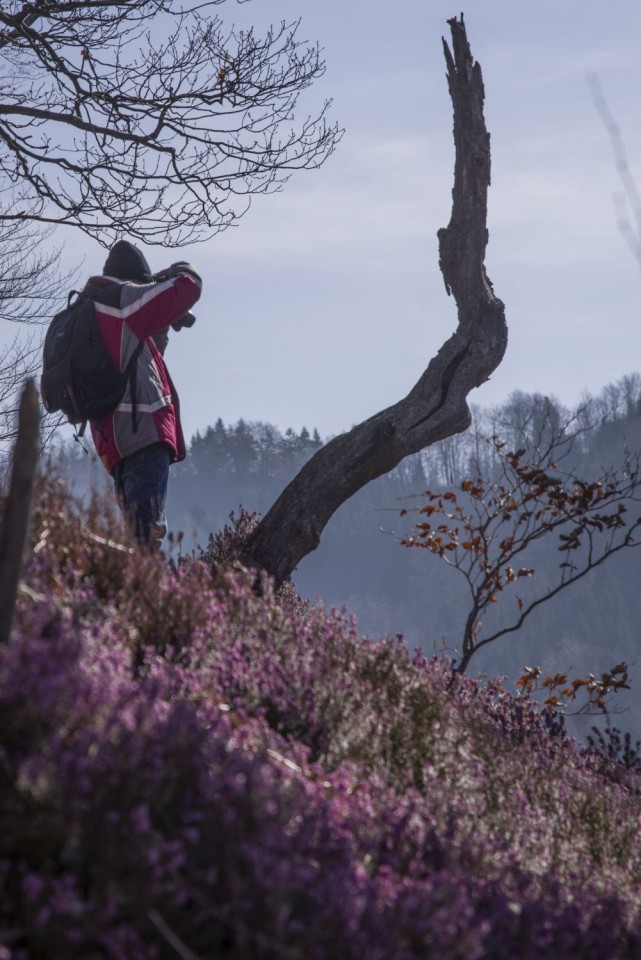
[103,240,152,282]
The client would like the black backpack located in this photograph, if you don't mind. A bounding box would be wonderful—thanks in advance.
[41,288,145,434]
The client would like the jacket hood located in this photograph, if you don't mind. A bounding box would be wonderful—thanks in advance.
[103,240,152,282]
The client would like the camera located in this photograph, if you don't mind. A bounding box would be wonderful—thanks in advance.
[171,311,196,332]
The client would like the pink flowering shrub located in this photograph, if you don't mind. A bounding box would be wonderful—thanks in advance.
[0,483,640,958]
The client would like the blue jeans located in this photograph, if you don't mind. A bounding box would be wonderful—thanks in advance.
[112,443,171,551]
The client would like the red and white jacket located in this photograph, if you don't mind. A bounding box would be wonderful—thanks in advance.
[85,267,202,473]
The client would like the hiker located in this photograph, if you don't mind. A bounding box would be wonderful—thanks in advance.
[86,239,202,550]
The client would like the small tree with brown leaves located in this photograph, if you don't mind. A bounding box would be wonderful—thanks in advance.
[514,662,630,716]
[400,421,641,679]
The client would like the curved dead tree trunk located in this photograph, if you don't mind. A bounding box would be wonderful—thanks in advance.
[245,15,507,586]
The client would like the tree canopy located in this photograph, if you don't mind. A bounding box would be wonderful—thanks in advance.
[0,0,341,244]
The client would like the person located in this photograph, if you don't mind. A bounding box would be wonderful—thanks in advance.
[85,239,202,551]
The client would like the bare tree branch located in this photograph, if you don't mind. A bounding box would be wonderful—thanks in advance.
[244,15,507,586]
[589,73,641,270]
[0,210,73,452]
[0,0,342,244]
[0,216,70,325]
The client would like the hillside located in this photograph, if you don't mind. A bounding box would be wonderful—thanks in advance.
[1,482,641,958]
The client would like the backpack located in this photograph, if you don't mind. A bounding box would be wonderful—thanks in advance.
[41,288,145,435]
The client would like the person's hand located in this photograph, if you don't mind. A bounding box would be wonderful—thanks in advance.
[167,262,202,284]
[153,262,202,284]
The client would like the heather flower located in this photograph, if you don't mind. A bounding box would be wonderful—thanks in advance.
[0,481,639,958]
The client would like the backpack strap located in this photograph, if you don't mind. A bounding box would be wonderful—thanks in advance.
[76,417,95,442]
[64,291,87,429]
[53,289,92,448]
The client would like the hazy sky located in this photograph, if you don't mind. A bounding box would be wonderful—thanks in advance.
[62,0,641,444]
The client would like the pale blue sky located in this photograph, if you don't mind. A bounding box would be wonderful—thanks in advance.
[62,1,641,442]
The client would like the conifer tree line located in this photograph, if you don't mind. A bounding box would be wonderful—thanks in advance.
[174,373,641,537]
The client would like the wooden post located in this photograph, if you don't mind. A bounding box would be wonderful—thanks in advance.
[0,379,40,645]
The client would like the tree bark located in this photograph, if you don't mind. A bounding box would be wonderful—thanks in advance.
[244,15,507,586]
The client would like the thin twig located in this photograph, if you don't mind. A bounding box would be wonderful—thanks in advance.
[147,910,202,960]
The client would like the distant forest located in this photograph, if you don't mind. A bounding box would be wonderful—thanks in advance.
[51,373,641,737]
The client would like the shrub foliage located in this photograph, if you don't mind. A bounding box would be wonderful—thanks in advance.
[1,482,641,959]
